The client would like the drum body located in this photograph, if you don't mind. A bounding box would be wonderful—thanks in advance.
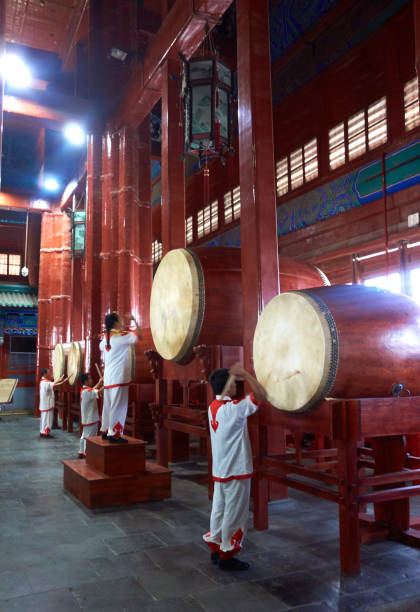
[253,284,420,413]
[67,341,85,386]
[150,247,329,363]
[53,343,72,382]
[129,328,154,384]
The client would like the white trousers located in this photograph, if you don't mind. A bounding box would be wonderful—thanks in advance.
[79,423,99,455]
[101,385,129,437]
[203,478,251,558]
[40,408,54,435]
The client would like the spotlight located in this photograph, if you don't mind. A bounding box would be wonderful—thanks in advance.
[109,46,129,64]
[0,53,31,88]
[44,177,60,192]
[64,123,86,145]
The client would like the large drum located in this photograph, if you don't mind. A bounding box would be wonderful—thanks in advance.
[150,247,329,362]
[53,343,71,382]
[253,284,420,413]
[67,341,85,385]
[67,333,154,385]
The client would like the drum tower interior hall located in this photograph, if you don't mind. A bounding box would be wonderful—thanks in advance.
[3,0,420,609]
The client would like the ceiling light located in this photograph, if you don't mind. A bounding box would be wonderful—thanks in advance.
[0,53,31,88]
[32,199,49,209]
[44,177,60,192]
[64,123,86,145]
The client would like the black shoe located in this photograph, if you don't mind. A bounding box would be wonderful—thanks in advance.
[78,453,85,459]
[219,558,250,571]
[40,433,46,438]
[108,436,128,444]
[210,552,219,565]
[45,434,54,438]
[101,433,109,440]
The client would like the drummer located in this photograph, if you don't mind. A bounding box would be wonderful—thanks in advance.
[203,362,266,571]
[78,372,103,458]
[99,312,141,443]
[39,368,68,438]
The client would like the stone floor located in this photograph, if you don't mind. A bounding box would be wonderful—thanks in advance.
[2,416,420,611]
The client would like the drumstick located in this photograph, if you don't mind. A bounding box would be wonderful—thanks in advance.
[220,374,235,399]
[95,363,103,378]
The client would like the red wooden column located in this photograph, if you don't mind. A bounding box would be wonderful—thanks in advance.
[236,0,281,529]
[101,129,119,315]
[85,133,103,372]
[136,117,153,328]
[36,213,53,416]
[415,0,420,82]
[59,214,72,344]
[0,0,5,190]
[117,125,138,316]
[161,58,185,254]
[161,58,189,461]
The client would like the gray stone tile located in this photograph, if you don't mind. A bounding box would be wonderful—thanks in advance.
[0,570,32,601]
[192,583,288,612]
[137,566,216,599]
[0,587,80,612]
[26,559,99,593]
[72,576,152,610]
[104,531,166,555]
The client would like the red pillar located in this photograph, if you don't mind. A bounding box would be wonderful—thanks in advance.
[415,0,420,82]
[161,58,186,253]
[236,0,281,527]
[136,118,153,328]
[85,133,103,372]
[101,129,119,315]
[117,125,138,317]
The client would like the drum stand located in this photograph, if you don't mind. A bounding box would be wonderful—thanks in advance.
[254,396,420,574]
[146,344,243,498]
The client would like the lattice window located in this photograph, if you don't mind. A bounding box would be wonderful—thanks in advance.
[404,78,420,131]
[329,123,345,169]
[368,97,387,149]
[0,253,21,276]
[224,187,240,224]
[348,110,366,160]
[276,157,289,196]
[198,200,218,238]
[277,139,318,195]
[329,97,387,169]
[152,240,162,263]
[186,216,193,245]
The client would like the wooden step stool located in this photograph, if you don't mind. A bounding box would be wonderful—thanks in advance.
[63,436,171,509]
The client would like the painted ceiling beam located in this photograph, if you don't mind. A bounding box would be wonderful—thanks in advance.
[114,0,233,128]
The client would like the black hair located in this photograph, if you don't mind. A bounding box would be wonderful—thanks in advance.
[41,368,48,377]
[105,312,119,350]
[209,368,230,395]
[79,372,89,386]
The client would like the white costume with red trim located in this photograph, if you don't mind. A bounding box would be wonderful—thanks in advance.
[99,330,137,437]
[203,393,260,559]
[79,386,100,455]
[39,378,55,435]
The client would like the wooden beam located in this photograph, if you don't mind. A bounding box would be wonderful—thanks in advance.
[113,0,233,128]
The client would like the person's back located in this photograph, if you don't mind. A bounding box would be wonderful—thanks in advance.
[203,363,266,571]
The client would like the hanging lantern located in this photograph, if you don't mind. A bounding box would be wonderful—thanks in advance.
[181,52,234,164]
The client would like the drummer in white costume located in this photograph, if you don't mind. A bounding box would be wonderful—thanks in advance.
[78,372,103,457]
[203,362,266,571]
[39,368,68,437]
[99,312,141,443]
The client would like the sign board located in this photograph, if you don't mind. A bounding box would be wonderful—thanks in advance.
[0,378,18,404]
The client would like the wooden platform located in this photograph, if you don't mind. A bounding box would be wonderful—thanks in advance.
[85,436,146,476]
[63,436,171,509]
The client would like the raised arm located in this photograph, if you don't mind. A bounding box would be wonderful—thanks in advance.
[125,313,142,339]
[53,376,68,388]
[229,363,267,403]
[93,377,103,390]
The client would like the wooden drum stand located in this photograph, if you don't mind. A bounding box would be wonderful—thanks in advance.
[255,396,420,574]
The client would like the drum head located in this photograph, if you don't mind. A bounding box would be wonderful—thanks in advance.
[150,249,204,362]
[67,342,83,386]
[253,292,334,412]
[53,344,65,382]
